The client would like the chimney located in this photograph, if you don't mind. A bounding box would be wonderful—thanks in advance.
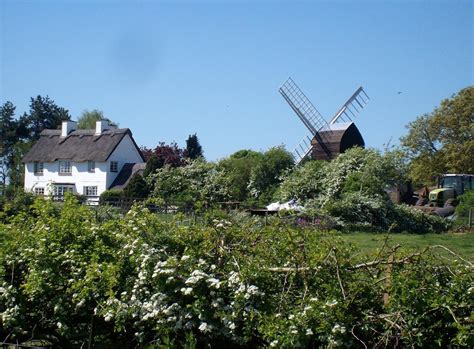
[95,120,109,135]
[61,120,77,137]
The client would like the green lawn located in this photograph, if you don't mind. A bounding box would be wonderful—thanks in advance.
[339,232,474,261]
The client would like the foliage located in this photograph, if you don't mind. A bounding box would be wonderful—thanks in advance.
[280,147,408,207]
[100,189,124,203]
[0,96,70,194]
[184,133,204,160]
[216,150,263,203]
[247,146,294,205]
[401,86,474,184]
[0,198,472,347]
[141,142,185,167]
[76,109,118,129]
[148,159,229,207]
[454,190,474,227]
[21,95,71,141]
[323,193,449,234]
[0,101,17,156]
[0,191,36,223]
[124,173,149,199]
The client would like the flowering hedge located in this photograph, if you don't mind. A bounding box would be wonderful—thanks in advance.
[0,196,472,347]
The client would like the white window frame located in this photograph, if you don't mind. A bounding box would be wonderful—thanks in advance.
[59,160,72,174]
[34,187,45,196]
[88,160,95,173]
[83,186,98,197]
[53,185,74,198]
[34,162,44,175]
[110,161,118,172]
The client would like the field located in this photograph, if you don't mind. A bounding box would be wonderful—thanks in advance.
[340,231,474,260]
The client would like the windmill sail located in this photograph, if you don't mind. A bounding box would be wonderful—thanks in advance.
[279,78,332,162]
[329,86,369,125]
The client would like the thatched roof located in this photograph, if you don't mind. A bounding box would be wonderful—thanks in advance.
[22,128,144,163]
[311,122,364,160]
[110,163,147,190]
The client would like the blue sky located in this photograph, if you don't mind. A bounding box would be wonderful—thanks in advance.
[1,0,472,161]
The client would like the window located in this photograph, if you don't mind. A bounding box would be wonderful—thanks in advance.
[59,161,72,174]
[110,161,118,172]
[53,185,74,198]
[34,187,45,196]
[84,186,98,197]
[88,160,95,173]
[33,162,44,175]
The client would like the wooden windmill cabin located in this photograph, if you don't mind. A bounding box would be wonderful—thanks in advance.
[311,122,365,160]
[279,78,369,163]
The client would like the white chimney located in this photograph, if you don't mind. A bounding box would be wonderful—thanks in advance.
[61,121,77,137]
[95,120,109,135]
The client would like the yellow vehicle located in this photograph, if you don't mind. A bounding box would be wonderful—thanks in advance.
[429,174,474,207]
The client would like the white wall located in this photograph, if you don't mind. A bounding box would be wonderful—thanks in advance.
[106,134,144,189]
[24,161,108,198]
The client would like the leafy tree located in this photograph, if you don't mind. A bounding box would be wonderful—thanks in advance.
[0,102,18,193]
[217,150,264,202]
[6,142,31,194]
[248,146,294,204]
[401,86,474,184]
[0,101,17,156]
[148,159,229,207]
[124,173,149,198]
[77,109,118,129]
[279,147,408,206]
[140,142,184,167]
[184,133,204,160]
[22,95,71,141]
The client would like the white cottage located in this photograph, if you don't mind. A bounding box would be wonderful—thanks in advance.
[22,120,145,202]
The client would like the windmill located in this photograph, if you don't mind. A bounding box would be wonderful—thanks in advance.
[279,77,369,164]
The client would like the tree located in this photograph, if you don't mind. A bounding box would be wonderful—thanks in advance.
[0,101,17,156]
[77,109,118,129]
[184,133,203,160]
[141,142,184,167]
[401,87,474,184]
[248,146,294,204]
[124,173,149,198]
[217,150,264,202]
[22,95,71,141]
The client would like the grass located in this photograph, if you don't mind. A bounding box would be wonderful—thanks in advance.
[339,231,474,261]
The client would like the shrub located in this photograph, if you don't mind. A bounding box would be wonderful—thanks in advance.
[99,189,124,203]
[124,173,149,198]
[0,199,471,347]
[455,190,474,227]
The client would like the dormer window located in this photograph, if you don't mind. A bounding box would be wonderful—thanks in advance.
[34,162,44,175]
[110,161,118,172]
[59,160,72,174]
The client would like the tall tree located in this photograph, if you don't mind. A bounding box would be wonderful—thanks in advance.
[77,109,118,129]
[0,101,17,156]
[23,95,71,141]
[184,133,203,160]
[401,86,474,184]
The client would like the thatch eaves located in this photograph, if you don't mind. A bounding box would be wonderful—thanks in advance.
[22,128,145,163]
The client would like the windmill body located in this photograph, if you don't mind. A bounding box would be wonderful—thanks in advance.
[279,78,369,164]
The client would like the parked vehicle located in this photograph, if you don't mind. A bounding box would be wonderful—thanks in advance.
[429,174,474,207]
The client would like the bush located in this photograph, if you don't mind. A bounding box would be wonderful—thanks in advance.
[323,194,450,233]
[455,190,474,227]
[99,189,124,203]
[1,199,471,347]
